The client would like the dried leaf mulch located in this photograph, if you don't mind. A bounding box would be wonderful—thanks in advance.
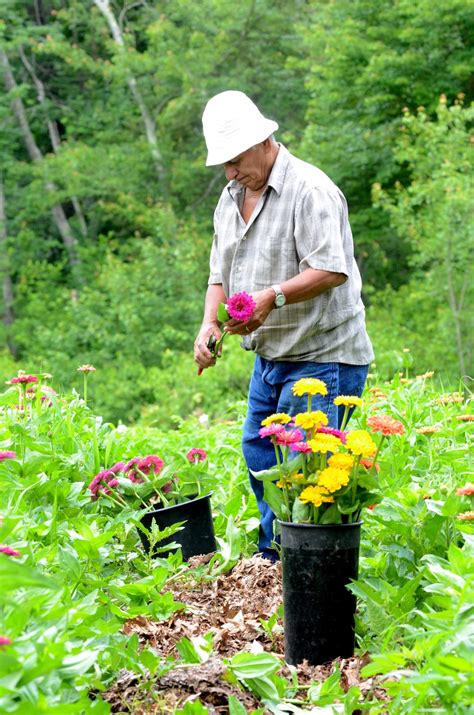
[103,555,388,714]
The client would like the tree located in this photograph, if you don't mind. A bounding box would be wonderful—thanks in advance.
[295,0,474,289]
[373,97,473,378]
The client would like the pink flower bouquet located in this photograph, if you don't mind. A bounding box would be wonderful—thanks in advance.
[87,448,209,512]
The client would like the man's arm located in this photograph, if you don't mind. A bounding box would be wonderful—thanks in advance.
[225,267,346,335]
[194,283,227,372]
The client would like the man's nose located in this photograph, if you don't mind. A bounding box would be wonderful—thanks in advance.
[224,164,238,180]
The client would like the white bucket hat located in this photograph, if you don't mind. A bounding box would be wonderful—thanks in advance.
[202,90,278,166]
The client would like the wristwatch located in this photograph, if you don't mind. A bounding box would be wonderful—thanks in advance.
[271,284,287,308]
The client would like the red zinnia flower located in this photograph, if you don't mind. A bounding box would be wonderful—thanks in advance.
[186,448,207,463]
[367,415,405,436]
[0,637,12,647]
[0,451,16,461]
[0,545,21,557]
[226,291,256,322]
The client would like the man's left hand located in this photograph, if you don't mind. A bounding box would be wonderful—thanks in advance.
[224,288,275,336]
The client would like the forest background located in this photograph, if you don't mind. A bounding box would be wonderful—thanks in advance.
[0,0,472,427]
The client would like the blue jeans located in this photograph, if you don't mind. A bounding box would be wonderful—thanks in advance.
[242,357,369,559]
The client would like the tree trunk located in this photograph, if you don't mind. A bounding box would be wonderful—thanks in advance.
[18,46,89,239]
[0,48,81,277]
[0,174,18,358]
[93,0,165,184]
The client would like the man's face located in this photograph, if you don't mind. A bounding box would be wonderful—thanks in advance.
[223,143,270,192]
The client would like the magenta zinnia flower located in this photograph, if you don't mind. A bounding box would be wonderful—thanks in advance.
[109,462,126,474]
[259,424,286,439]
[7,374,38,385]
[290,441,313,453]
[0,637,12,647]
[0,545,21,557]
[226,291,256,322]
[0,451,16,461]
[137,455,165,475]
[317,426,347,443]
[276,429,305,446]
[187,448,207,463]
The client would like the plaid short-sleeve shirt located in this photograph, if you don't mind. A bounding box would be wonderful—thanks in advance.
[208,144,374,364]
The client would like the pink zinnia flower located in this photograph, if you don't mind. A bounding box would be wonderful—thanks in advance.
[0,637,12,647]
[259,424,285,439]
[88,469,114,496]
[137,455,164,475]
[109,462,126,474]
[124,457,141,472]
[0,545,21,557]
[276,429,305,446]
[318,426,347,443]
[7,375,38,385]
[290,441,313,453]
[0,451,16,461]
[226,291,256,322]
[187,448,207,463]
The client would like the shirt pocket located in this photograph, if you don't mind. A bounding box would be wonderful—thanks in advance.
[253,233,299,287]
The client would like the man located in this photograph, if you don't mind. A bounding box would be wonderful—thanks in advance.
[194,90,374,559]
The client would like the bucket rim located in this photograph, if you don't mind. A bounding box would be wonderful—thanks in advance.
[278,519,362,530]
[145,492,213,517]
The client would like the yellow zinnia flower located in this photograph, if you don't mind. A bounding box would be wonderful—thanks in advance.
[346,429,377,457]
[334,395,363,408]
[292,378,328,397]
[261,412,292,426]
[318,467,350,493]
[294,411,329,430]
[299,485,335,507]
[307,434,341,454]
[328,453,354,470]
[289,472,304,480]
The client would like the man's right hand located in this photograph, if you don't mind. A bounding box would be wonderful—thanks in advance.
[194,323,222,374]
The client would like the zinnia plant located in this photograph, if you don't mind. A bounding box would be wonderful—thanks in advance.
[87,448,209,511]
[253,378,405,525]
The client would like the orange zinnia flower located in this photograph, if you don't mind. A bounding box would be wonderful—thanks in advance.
[367,415,405,436]
[456,483,474,496]
[360,458,380,473]
[457,415,474,422]
[416,426,441,435]
[457,511,474,521]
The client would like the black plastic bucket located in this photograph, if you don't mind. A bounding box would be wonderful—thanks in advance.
[139,493,216,560]
[279,520,361,666]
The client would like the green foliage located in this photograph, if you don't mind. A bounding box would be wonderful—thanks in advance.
[296,0,474,289]
[372,98,473,379]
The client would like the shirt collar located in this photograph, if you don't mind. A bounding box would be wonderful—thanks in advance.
[226,143,289,201]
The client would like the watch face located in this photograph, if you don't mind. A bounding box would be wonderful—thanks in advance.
[275,293,286,307]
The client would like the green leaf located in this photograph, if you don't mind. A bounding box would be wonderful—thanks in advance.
[227,695,248,715]
[291,497,311,523]
[228,652,280,679]
[217,302,230,323]
[263,482,288,521]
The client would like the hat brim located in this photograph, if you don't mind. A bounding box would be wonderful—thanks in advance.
[205,119,279,166]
